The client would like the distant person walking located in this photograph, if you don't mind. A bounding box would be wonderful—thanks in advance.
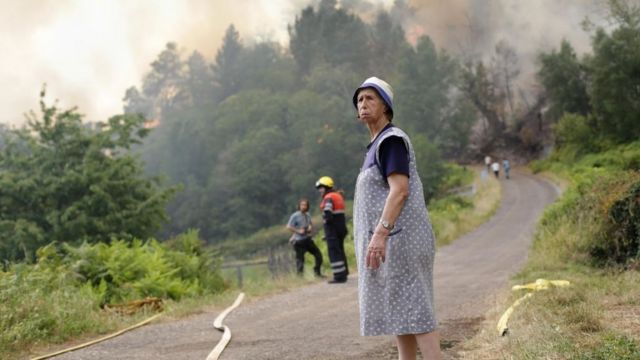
[287,198,323,277]
[484,155,492,171]
[491,161,500,178]
[315,176,349,284]
[352,76,441,359]
[503,159,511,179]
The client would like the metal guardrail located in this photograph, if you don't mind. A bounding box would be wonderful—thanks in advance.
[445,184,476,197]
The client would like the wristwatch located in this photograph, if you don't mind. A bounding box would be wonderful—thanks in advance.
[380,219,395,231]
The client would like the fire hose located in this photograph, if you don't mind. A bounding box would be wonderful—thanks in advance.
[497,279,570,336]
[206,292,245,360]
[30,312,164,360]
[30,292,246,360]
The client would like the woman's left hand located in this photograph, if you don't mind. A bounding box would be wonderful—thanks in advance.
[366,231,387,269]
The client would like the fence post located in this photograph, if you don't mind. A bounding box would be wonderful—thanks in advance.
[268,247,276,278]
[235,265,243,288]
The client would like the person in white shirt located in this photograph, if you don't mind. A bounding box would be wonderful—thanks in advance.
[491,161,500,178]
[484,155,491,170]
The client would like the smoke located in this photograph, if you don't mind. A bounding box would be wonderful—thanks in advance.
[402,0,605,54]
[0,0,607,126]
[397,0,607,91]
[0,0,314,125]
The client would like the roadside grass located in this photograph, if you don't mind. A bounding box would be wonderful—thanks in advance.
[457,268,640,360]
[430,168,501,247]
[22,272,316,360]
[164,271,316,319]
[456,156,640,359]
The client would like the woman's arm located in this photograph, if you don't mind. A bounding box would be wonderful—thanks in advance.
[378,173,409,230]
[366,173,409,269]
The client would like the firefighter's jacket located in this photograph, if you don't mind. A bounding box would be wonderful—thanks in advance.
[320,191,347,240]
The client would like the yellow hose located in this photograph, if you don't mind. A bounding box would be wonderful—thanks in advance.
[30,312,163,360]
[497,279,570,336]
[497,293,532,336]
[511,279,570,291]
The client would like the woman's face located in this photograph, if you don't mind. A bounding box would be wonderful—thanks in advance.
[356,88,387,124]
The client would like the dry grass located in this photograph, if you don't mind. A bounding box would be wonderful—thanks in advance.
[531,169,571,194]
[164,270,318,318]
[604,305,640,339]
[457,262,640,359]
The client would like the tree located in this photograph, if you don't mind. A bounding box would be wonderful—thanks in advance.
[538,40,590,120]
[461,60,505,142]
[588,0,640,142]
[186,50,216,107]
[141,42,189,117]
[212,25,244,100]
[411,134,446,202]
[223,126,293,236]
[369,11,410,77]
[492,40,520,119]
[0,93,175,262]
[395,36,468,152]
[122,86,153,119]
[288,0,371,76]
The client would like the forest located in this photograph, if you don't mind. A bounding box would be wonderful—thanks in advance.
[123,0,531,246]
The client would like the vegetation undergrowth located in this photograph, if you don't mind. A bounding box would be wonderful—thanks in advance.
[459,142,640,359]
[1,230,226,360]
[430,166,501,247]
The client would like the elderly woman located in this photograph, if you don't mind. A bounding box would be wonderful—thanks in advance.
[352,77,441,360]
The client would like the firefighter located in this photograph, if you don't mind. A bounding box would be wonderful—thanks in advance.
[315,176,349,284]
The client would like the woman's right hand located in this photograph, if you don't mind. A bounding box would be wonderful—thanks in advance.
[366,231,388,269]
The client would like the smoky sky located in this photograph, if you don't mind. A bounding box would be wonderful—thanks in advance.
[0,0,605,126]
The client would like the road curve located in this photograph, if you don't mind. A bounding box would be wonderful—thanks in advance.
[49,170,558,360]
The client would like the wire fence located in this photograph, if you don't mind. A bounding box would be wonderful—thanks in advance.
[221,245,295,288]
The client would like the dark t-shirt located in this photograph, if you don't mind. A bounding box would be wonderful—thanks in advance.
[379,135,409,179]
[367,123,409,179]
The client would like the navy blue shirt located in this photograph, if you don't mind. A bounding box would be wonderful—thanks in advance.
[367,124,409,179]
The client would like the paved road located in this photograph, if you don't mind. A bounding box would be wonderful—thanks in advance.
[49,171,558,360]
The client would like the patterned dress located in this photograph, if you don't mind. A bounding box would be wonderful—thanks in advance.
[353,126,437,336]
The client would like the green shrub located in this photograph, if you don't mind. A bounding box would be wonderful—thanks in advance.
[591,176,640,265]
[35,231,225,304]
[430,195,473,214]
[0,230,225,358]
[532,168,640,267]
[552,113,600,158]
[0,263,103,356]
[437,162,474,193]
